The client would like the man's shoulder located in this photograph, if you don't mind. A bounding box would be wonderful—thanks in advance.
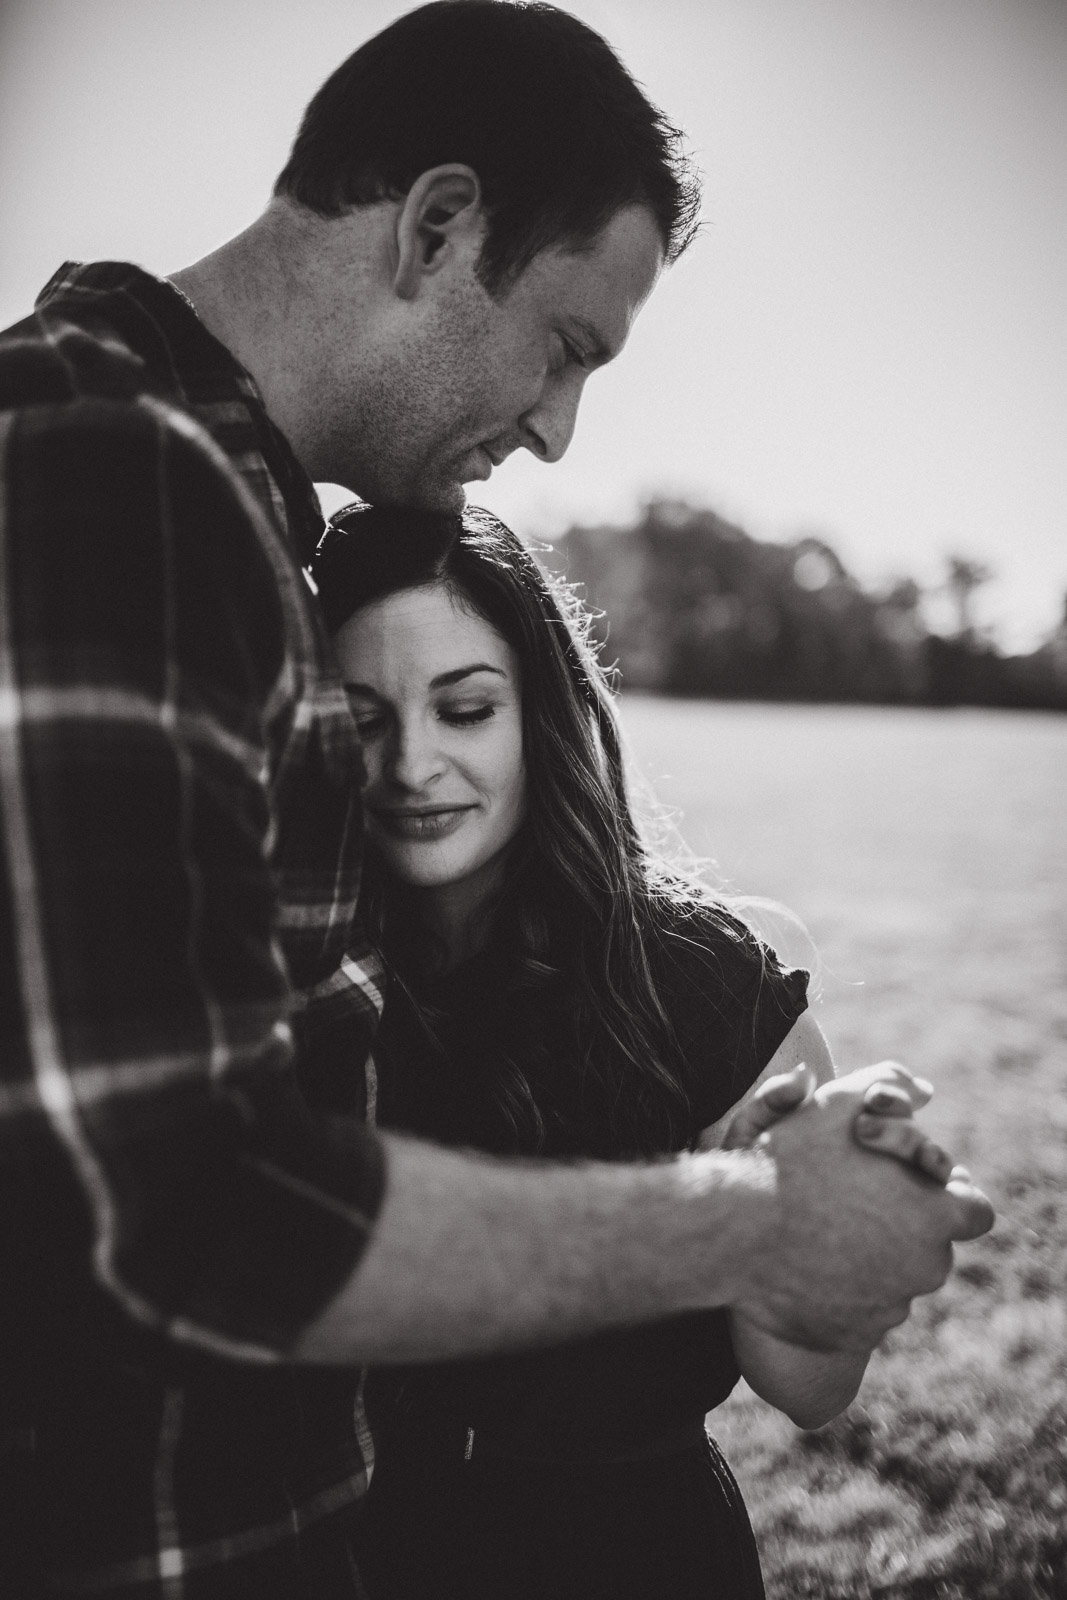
[0,260,322,564]
[0,263,259,511]
[0,261,183,417]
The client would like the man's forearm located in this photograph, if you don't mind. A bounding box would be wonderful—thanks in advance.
[297,1131,765,1363]
[297,1075,995,1367]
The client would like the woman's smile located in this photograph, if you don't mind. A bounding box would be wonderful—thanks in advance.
[371,805,477,839]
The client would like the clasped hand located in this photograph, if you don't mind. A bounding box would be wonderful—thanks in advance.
[718,1058,963,1186]
[706,1060,995,1355]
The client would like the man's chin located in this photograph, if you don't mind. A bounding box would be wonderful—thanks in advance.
[428,482,468,515]
[377,480,468,515]
[317,457,467,515]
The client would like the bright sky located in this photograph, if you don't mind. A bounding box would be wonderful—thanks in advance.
[2,0,1064,649]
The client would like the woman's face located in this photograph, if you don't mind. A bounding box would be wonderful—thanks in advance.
[334,582,526,913]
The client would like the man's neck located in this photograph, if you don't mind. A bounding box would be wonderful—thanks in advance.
[168,198,383,484]
[169,219,285,397]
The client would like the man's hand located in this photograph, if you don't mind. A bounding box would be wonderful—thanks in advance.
[726,1065,995,1353]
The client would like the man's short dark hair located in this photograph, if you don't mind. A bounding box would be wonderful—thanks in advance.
[274,0,700,291]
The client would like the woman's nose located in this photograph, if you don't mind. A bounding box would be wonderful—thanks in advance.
[384,720,446,789]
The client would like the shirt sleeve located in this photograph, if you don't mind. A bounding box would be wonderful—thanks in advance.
[0,395,384,1360]
[655,902,810,1135]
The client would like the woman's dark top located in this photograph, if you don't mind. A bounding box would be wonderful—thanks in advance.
[361,901,808,1599]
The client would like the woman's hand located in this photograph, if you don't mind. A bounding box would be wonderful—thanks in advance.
[711,1059,959,1186]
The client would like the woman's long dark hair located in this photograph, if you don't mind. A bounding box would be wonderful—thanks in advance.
[312,502,743,1157]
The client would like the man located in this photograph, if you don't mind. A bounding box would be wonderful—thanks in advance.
[0,1,991,1591]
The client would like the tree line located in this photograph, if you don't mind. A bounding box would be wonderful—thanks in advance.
[553,500,1067,711]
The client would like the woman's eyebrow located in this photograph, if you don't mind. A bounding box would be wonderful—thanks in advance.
[341,664,507,697]
[430,664,507,689]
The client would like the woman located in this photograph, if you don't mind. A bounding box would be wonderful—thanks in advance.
[311,502,932,1600]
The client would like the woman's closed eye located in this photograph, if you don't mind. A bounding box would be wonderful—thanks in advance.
[439,702,497,727]
[346,700,500,735]
[350,707,388,738]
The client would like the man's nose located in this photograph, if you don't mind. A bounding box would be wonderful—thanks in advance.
[520,375,583,464]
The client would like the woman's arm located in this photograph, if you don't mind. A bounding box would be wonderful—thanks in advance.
[729,1306,868,1429]
[707,1012,960,1426]
[699,1006,838,1152]
[716,1012,868,1427]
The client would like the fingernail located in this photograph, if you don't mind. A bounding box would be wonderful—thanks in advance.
[928,1145,953,1178]
[855,1114,883,1142]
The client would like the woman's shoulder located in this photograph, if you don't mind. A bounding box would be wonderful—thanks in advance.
[643,887,811,1130]
[646,889,801,992]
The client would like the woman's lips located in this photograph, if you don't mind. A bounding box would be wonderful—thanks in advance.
[371,807,473,839]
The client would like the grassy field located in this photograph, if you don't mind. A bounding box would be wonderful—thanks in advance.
[619,698,1067,1599]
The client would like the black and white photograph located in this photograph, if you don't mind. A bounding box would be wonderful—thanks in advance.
[1,2,1064,1595]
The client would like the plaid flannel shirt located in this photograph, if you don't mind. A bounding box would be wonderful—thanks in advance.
[0,263,386,1596]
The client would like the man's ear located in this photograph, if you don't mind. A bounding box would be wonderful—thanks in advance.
[393,165,484,299]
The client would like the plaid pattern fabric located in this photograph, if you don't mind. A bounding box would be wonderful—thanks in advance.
[0,264,386,1594]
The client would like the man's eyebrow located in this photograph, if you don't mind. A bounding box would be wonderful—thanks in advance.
[342,664,506,696]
